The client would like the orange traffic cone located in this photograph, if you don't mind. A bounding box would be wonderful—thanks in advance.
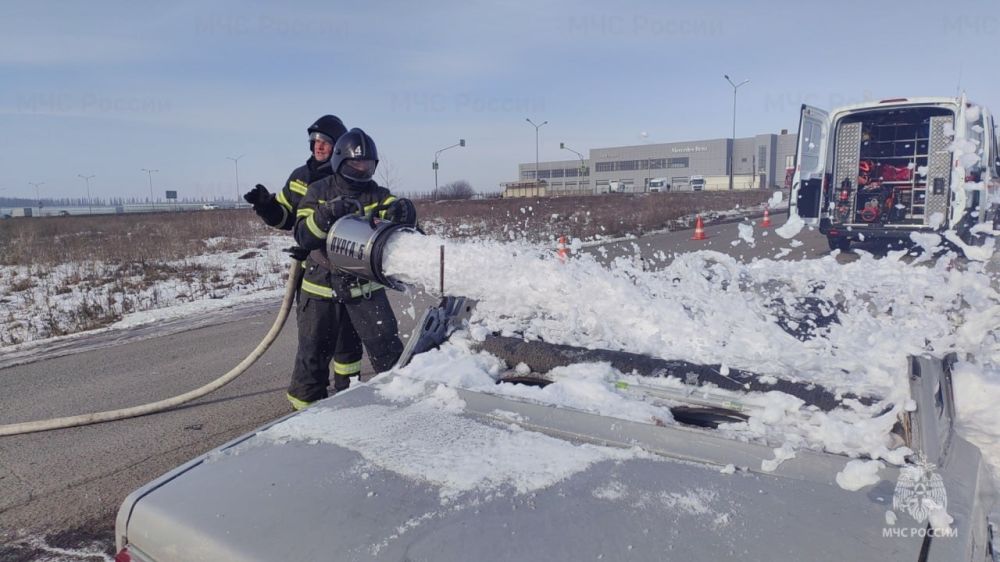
[557,235,569,263]
[761,206,772,228]
[691,216,708,240]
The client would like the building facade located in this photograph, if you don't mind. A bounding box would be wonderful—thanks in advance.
[509,158,591,198]
[508,131,797,197]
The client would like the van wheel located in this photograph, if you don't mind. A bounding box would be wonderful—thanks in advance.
[827,236,850,252]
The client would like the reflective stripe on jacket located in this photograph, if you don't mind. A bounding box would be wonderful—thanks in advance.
[293,174,399,300]
[267,158,333,231]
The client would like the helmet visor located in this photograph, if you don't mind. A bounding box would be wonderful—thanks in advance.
[340,159,378,182]
[309,131,334,145]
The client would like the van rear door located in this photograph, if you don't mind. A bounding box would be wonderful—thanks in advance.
[790,104,829,225]
[985,110,1000,223]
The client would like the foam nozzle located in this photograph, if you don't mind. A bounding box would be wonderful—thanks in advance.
[325,213,418,290]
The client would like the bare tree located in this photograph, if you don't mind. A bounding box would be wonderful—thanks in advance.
[434,180,475,200]
[377,157,400,190]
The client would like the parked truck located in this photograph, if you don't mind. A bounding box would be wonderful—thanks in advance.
[790,95,999,252]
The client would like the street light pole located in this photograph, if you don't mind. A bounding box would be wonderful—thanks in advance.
[724,74,750,191]
[226,155,244,205]
[28,181,44,210]
[141,168,158,206]
[433,140,466,194]
[526,118,548,183]
[559,142,587,194]
[78,174,95,214]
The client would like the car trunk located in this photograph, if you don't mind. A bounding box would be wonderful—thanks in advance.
[118,384,925,562]
[831,106,955,229]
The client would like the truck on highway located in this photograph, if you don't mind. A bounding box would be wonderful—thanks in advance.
[789,95,999,252]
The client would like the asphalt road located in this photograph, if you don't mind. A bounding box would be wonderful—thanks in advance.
[0,214,878,558]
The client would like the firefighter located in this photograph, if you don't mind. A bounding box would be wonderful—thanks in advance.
[242,115,365,408]
[242,114,348,230]
[289,127,417,409]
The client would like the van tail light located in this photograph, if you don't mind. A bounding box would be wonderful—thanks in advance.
[115,547,132,562]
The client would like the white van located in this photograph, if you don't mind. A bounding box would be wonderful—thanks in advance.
[789,95,999,251]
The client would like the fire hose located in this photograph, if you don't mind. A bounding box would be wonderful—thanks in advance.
[0,209,421,437]
[0,257,303,437]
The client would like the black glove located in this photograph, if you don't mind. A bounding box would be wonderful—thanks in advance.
[385,198,417,226]
[313,198,359,231]
[243,184,270,207]
[283,246,310,261]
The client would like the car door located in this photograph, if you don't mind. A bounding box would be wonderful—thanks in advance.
[789,104,829,225]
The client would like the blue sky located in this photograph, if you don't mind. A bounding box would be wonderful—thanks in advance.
[1,0,996,201]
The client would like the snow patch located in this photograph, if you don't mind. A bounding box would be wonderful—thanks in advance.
[261,403,644,503]
[835,459,884,491]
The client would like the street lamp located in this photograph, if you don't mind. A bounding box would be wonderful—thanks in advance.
[724,74,750,191]
[28,181,44,210]
[226,154,244,205]
[433,140,466,193]
[559,142,587,194]
[78,174,95,215]
[141,168,158,206]
[526,118,548,183]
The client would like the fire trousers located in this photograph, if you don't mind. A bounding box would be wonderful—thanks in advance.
[287,291,403,405]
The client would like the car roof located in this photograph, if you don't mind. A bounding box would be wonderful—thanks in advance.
[121,381,919,561]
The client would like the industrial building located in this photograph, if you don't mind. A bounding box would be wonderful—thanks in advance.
[504,131,797,198]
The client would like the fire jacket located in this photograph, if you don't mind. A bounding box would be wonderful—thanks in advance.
[293,174,398,300]
[266,157,333,230]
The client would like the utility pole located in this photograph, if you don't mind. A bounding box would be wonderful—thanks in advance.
[141,168,158,207]
[526,118,548,184]
[226,155,244,206]
[433,140,466,194]
[78,174,95,214]
[28,181,44,210]
[560,142,587,194]
[724,74,750,191]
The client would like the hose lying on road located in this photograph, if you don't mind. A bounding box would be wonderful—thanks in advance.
[0,259,303,437]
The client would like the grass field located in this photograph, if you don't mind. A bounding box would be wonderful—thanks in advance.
[0,190,778,345]
[418,190,777,241]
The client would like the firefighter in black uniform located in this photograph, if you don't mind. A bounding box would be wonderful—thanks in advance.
[243,115,368,409]
[289,127,417,409]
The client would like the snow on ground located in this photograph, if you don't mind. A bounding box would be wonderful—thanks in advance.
[0,234,291,347]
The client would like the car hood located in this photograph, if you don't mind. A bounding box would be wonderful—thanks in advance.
[119,380,928,562]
